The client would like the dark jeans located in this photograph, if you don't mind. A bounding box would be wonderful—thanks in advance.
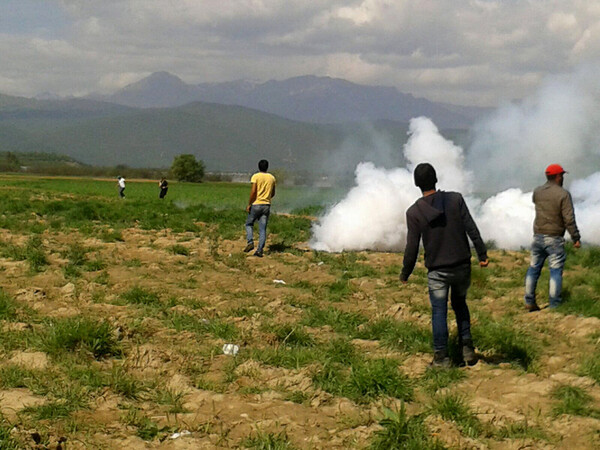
[119,187,125,198]
[245,204,270,253]
[159,188,168,199]
[427,264,472,352]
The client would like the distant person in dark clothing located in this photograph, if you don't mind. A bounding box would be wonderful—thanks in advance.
[400,163,489,368]
[524,164,581,311]
[117,176,125,198]
[159,178,168,199]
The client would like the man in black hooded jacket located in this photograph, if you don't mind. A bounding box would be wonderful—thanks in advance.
[400,163,488,367]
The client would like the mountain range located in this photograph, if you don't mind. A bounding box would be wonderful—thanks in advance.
[0,73,479,171]
[95,72,487,129]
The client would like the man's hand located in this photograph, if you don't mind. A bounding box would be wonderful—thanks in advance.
[479,259,489,267]
[574,240,581,249]
[246,205,251,213]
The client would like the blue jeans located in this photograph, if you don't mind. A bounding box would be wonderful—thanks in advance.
[245,204,270,253]
[524,234,566,308]
[427,264,472,352]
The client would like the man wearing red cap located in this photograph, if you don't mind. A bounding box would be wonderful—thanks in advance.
[524,164,581,311]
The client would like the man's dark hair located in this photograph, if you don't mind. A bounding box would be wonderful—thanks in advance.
[414,163,437,191]
[546,173,559,182]
[258,159,269,172]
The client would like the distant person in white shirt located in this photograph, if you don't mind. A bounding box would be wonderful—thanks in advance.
[117,176,126,198]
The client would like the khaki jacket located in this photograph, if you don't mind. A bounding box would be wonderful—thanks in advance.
[532,181,580,242]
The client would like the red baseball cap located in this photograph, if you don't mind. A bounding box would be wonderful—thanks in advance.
[545,164,567,176]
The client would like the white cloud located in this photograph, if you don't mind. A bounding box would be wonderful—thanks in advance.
[0,1,599,105]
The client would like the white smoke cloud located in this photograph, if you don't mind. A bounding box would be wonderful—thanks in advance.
[468,65,600,192]
[311,112,600,251]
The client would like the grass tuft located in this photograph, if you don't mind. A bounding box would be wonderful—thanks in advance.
[370,404,446,450]
[40,317,122,359]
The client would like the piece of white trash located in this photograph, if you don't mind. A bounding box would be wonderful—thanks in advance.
[170,430,191,439]
[273,279,286,284]
[222,343,240,356]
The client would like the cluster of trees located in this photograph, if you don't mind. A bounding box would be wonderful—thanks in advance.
[0,151,209,183]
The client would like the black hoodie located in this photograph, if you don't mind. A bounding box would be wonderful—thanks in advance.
[400,191,487,281]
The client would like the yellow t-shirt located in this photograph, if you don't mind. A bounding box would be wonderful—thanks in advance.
[251,172,276,205]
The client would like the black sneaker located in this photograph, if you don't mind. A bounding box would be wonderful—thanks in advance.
[253,251,263,258]
[430,350,451,368]
[525,303,540,312]
[244,242,254,252]
[461,339,478,366]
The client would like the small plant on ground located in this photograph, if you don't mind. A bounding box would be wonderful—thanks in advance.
[119,286,161,306]
[420,367,466,394]
[370,404,446,450]
[40,317,122,359]
[551,384,600,418]
[313,358,413,404]
[242,430,296,449]
[579,351,600,383]
[25,235,48,272]
[356,318,431,354]
[0,290,18,320]
[428,392,482,438]
[170,244,189,256]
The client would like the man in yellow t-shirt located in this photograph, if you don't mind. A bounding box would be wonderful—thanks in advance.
[244,159,276,257]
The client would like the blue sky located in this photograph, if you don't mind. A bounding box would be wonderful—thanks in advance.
[0,0,67,37]
[1,1,599,106]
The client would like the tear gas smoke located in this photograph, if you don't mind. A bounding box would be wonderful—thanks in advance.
[468,66,600,192]
[311,110,600,251]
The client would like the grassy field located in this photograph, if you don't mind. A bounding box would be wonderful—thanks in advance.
[0,174,599,449]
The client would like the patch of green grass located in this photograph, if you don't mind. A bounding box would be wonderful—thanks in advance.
[272,324,315,347]
[420,367,466,394]
[312,251,378,279]
[469,264,490,300]
[62,242,89,266]
[0,365,39,389]
[119,286,161,306]
[558,286,600,318]
[110,365,145,399]
[25,401,74,420]
[243,430,296,449]
[98,228,125,242]
[313,359,413,404]
[471,314,539,370]
[579,351,600,383]
[122,407,161,441]
[301,306,367,335]
[0,289,18,320]
[551,384,600,418]
[356,318,431,354]
[493,420,548,441]
[167,313,238,340]
[250,346,320,369]
[124,258,142,267]
[170,244,189,256]
[0,420,21,449]
[154,388,187,413]
[40,317,122,359]
[25,235,48,273]
[285,390,309,404]
[323,279,356,302]
[428,393,482,438]
[370,404,446,450]
[84,258,106,271]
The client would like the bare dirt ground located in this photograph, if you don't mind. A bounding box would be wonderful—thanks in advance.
[0,226,599,449]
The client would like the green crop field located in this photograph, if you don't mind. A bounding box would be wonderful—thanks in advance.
[0,174,598,449]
